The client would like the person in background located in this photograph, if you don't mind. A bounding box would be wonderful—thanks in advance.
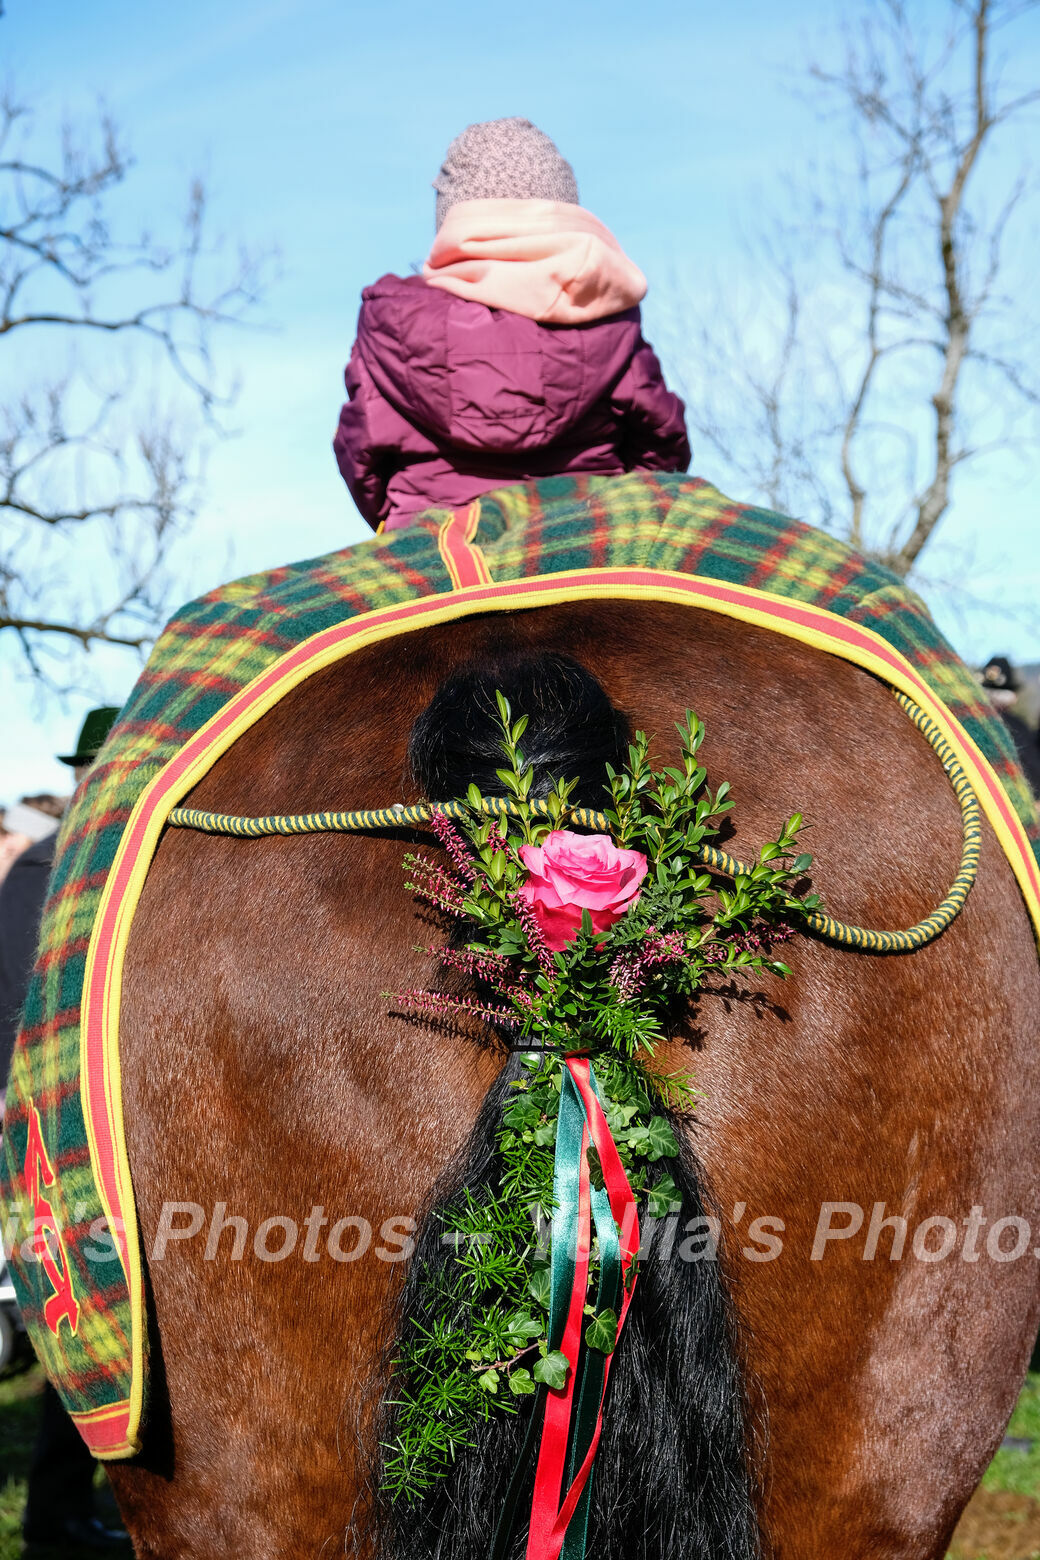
[981,656,1040,797]
[0,796,64,890]
[0,706,129,1556]
[334,117,690,533]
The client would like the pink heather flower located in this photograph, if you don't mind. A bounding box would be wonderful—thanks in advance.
[610,927,686,998]
[732,921,795,955]
[433,945,521,992]
[405,857,467,915]
[518,831,648,953]
[510,886,557,985]
[430,810,477,882]
[609,956,640,1000]
[640,928,685,967]
[394,988,511,1026]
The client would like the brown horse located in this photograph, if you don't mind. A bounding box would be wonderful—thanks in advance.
[107,598,1040,1559]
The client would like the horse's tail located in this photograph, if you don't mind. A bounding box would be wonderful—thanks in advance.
[375,651,762,1560]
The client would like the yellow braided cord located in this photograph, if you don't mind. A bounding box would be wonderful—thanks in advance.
[167,797,611,835]
[166,692,981,954]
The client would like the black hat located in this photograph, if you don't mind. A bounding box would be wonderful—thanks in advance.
[58,706,121,767]
[982,656,1020,693]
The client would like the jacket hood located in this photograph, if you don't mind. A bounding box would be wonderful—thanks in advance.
[422,199,646,324]
[354,273,644,454]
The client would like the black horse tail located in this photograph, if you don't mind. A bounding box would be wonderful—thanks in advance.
[374,651,762,1560]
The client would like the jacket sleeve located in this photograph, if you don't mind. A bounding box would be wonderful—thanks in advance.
[610,337,691,473]
[332,341,393,531]
[0,843,51,1093]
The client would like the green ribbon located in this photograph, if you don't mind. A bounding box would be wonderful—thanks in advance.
[490,1059,625,1560]
[559,1063,623,1560]
[487,1052,584,1560]
[546,1062,589,1351]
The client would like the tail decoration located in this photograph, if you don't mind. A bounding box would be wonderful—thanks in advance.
[373,653,811,1560]
[518,1055,638,1560]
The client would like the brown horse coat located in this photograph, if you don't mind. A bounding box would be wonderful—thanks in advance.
[109,601,1040,1559]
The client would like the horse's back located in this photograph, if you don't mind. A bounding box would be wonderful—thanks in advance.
[111,599,1040,1559]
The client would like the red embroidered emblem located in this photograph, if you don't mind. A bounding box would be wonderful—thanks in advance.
[24,1102,80,1336]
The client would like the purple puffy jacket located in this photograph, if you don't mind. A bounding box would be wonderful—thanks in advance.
[333,274,690,532]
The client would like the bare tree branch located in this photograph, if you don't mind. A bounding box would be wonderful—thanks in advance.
[0,86,273,680]
[841,143,921,545]
[665,0,1040,598]
[0,616,151,649]
[892,0,995,570]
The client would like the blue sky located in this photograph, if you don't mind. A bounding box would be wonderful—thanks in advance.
[2,0,1039,802]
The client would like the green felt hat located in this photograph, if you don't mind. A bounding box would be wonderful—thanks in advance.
[58,706,121,767]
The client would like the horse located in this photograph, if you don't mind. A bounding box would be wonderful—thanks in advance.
[104,596,1040,1559]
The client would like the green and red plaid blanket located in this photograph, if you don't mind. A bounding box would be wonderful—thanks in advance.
[3,471,1038,1458]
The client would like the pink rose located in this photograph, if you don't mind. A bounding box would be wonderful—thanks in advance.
[518,830,648,953]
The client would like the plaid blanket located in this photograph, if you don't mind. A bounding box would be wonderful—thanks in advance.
[3,471,1038,1458]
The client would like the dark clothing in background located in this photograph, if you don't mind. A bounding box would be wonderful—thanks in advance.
[334,273,691,531]
[0,831,101,1530]
[23,1381,98,1530]
[0,834,53,1089]
[1001,710,1040,797]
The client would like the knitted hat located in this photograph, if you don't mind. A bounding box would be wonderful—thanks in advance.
[434,118,579,229]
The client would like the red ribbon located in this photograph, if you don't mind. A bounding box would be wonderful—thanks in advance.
[525,1058,640,1560]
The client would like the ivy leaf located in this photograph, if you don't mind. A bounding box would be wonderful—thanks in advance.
[509,1368,537,1396]
[533,1351,570,1390]
[478,1369,500,1393]
[604,1099,639,1133]
[647,1172,681,1218]
[533,1121,557,1147]
[586,1144,606,1191]
[584,1308,619,1354]
[528,1268,552,1309]
[505,1313,542,1344]
[504,1096,542,1130]
[645,1117,679,1161]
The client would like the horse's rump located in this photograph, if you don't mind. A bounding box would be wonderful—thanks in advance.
[108,598,1040,1559]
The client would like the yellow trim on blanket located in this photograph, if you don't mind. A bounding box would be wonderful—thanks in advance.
[80,567,1040,1456]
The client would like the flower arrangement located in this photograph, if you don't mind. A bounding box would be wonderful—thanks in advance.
[382,696,816,1538]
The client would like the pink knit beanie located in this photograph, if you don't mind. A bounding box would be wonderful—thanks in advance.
[433,118,579,230]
